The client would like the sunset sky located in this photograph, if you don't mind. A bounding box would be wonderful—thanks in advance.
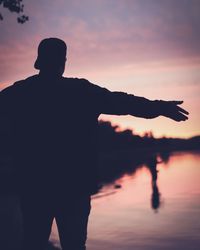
[0,0,200,138]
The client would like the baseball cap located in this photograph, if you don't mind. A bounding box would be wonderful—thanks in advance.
[34,38,67,70]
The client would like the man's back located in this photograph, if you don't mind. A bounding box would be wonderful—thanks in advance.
[1,75,103,194]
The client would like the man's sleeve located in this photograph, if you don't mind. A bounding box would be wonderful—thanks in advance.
[0,86,15,161]
[85,80,160,118]
[0,84,16,114]
[0,82,22,138]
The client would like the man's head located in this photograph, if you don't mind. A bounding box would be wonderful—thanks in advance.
[34,38,67,76]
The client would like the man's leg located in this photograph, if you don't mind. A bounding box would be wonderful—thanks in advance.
[55,194,91,250]
[20,195,54,250]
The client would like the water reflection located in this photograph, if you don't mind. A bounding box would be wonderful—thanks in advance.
[97,151,171,213]
[151,182,160,211]
[50,151,200,250]
[159,151,171,164]
[145,154,161,212]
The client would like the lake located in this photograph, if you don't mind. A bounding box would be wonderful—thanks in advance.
[50,151,200,250]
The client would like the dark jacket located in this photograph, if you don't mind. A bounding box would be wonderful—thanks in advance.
[0,74,158,195]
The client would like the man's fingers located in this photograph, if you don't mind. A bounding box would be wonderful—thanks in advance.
[174,112,188,121]
[161,100,189,122]
[166,109,189,121]
[171,100,183,105]
[180,113,188,120]
[177,106,189,115]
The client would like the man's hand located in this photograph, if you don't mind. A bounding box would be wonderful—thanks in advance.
[158,100,189,122]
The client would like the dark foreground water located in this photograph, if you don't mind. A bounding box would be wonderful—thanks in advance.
[50,151,200,250]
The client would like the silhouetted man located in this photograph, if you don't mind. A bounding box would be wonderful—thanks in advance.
[0,38,189,250]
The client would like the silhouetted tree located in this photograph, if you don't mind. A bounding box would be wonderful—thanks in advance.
[0,0,28,23]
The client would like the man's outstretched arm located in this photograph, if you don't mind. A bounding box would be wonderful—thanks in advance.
[126,96,189,121]
[86,81,189,121]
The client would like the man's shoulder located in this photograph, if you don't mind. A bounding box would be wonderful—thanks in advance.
[13,75,38,87]
[62,76,90,85]
[62,76,102,91]
[1,75,38,94]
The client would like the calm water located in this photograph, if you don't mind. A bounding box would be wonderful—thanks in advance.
[50,151,200,250]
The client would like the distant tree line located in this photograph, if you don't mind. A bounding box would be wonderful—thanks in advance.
[98,120,200,153]
[97,120,200,184]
